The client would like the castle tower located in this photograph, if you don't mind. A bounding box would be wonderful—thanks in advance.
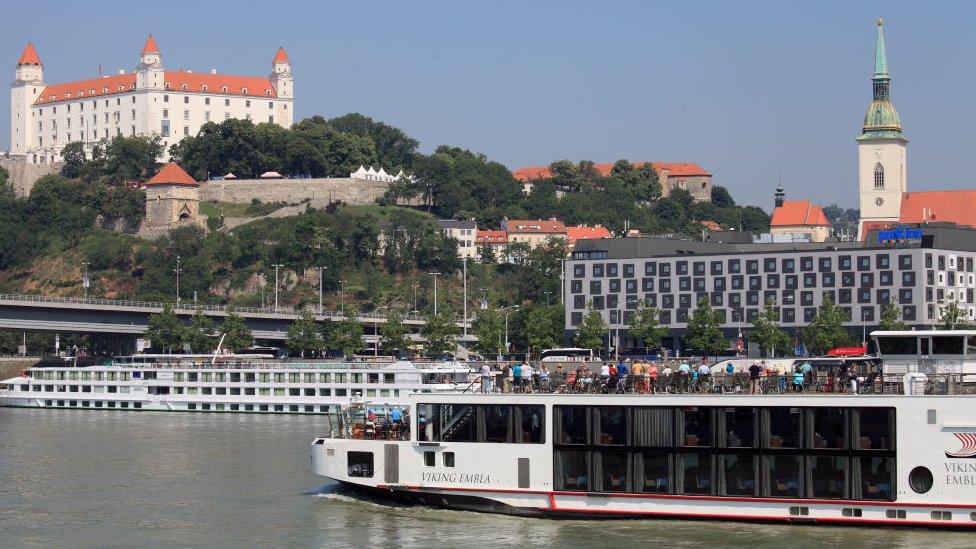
[857,19,908,238]
[10,42,44,156]
[269,47,293,127]
[142,162,206,236]
[135,35,164,90]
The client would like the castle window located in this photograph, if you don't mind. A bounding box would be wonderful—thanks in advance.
[180,83,187,90]
[242,88,248,94]
[221,86,228,93]
[202,85,208,92]
[874,163,884,189]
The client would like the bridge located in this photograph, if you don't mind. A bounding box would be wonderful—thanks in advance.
[0,294,473,347]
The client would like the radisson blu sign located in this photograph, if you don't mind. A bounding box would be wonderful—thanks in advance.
[877,226,923,245]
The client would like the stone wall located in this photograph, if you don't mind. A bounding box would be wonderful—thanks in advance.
[0,156,61,196]
[200,177,404,208]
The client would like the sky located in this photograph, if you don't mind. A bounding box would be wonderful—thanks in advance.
[3,0,975,210]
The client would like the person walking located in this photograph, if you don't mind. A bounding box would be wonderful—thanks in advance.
[501,362,511,393]
[512,362,523,392]
[480,362,492,393]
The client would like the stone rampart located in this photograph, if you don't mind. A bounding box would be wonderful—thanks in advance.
[200,177,403,208]
[0,156,62,196]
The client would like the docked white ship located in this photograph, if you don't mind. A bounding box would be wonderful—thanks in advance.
[311,330,976,527]
[0,355,475,414]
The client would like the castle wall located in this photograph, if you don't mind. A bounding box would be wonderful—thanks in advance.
[199,177,411,208]
[0,156,62,195]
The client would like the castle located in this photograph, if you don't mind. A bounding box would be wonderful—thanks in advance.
[10,36,294,164]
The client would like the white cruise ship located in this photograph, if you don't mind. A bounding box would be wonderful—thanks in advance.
[311,330,976,528]
[0,354,475,414]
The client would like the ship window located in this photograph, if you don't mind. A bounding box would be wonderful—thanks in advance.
[443,452,455,468]
[718,408,756,448]
[482,405,510,443]
[932,336,964,355]
[877,336,917,355]
[854,408,894,450]
[347,451,373,477]
[680,453,712,494]
[765,407,803,449]
[856,456,894,501]
[678,407,712,447]
[909,466,933,494]
[597,451,629,492]
[809,456,848,499]
[718,454,757,496]
[555,406,588,445]
[764,455,802,498]
[597,407,628,445]
[811,408,847,449]
[638,453,670,493]
[514,405,544,444]
[874,163,884,189]
[631,408,674,447]
[554,450,588,491]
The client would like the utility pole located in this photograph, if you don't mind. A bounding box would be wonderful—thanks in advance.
[429,272,441,316]
[501,305,519,359]
[412,283,419,314]
[82,261,90,298]
[174,255,181,304]
[271,264,283,313]
[318,266,324,314]
[374,306,388,357]
[462,257,468,337]
[339,279,346,309]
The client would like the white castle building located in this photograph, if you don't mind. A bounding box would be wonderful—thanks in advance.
[10,36,294,164]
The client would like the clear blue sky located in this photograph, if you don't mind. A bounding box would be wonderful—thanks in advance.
[4,0,974,210]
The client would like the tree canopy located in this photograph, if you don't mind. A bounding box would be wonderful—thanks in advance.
[685,297,728,357]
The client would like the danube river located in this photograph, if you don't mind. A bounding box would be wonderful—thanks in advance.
[0,408,972,548]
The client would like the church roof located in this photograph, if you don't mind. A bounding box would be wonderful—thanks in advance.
[770,200,831,227]
[874,19,889,78]
[273,47,290,64]
[141,35,160,55]
[899,190,976,228]
[33,71,276,105]
[17,42,42,66]
[511,161,710,182]
[146,163,198,187]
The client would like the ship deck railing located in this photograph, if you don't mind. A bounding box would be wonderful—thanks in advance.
[59,359,475,372]
[471,371,976,396]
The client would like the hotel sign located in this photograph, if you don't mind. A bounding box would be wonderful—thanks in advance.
[877,226,923,247]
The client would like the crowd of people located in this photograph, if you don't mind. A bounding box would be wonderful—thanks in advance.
[478,358,882,395]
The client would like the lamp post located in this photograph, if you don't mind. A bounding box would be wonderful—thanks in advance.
[318,266,324,314]
[339,279,346,309]
[174,255,181,304]
[82,261,90,298]
[259,273,266,308]
[411,283,419,315]
[271,264,283,313]
[429,272,442,316]
[373,306,388,357]
[500,305,519,360]
[462,257,468,338]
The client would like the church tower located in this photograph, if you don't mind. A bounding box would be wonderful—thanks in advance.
[857,19,907,238]
[10,42,44,156]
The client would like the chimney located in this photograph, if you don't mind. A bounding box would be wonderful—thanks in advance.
[210,68,217,74]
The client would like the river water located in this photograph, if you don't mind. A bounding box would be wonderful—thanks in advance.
[0,408,972,548]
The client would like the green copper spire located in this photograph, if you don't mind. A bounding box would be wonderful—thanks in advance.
[858,18,905,142]
[874,18,889,80]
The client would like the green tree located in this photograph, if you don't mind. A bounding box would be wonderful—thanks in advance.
[421,311,460,357]
[324,308,364,357]
[711,185,735,208]
[60,142,88,179]
[938,301,973,330]
[380,310,410,355]
[102,135,163,185]
[628,301,668,351]
[472,309,504,358]
[879,299,908,331]
[524,305,563,358]
[750,299,791,357]
[685,296,728,357]
[145,303,184,353]
[478,244,496,264]
[575,307,607,353]
[286,310,322,357]
[182,307,216,353]
[219,310,254,352]
[802,296,852,355]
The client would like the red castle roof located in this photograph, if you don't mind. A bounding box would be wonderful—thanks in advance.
[512,161,710,182]
[18,42,42,66]
[770,199,830,227]
[146,162,198,187]
[141,35,160,55]
[273,47,290,64]
[33,71,277,105]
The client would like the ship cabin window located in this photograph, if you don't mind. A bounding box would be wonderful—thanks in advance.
[932,336,965,355]
[416,403,544,444]
[347,451,374,477]
[551,405,895,501]
[877,336,918,355]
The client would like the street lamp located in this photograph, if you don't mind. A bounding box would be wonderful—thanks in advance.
[500,305,519,360]
[462,257,468,338]
[429,272,442,316]
[373,306,388,357]
[82,261,90,298]
[271,264,283,313]
[412,283,420,314]
[318,266,324,314]
[339,279,346,309]
[174,255,181,304]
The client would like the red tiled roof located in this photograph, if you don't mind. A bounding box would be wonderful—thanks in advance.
[511,161,710,182]
[18,42,42,66]
[475,230,508,245]
[141,35,160,55]
[770,200,830,227]
[566,225,611,245]
[33,71,276,105]
[146,162,197,186]
[503,219,567,234]
[273,47,290,64]
[899,190,976,228]
[699,220,723,232]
